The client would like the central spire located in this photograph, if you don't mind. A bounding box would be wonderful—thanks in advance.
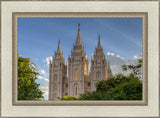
[97,34,102,48]
[57,40,61,53]
[76,24,82,46]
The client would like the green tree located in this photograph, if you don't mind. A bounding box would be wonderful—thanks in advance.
[122,59,142,79]
[79,74,142,100]
[18,55,44,100]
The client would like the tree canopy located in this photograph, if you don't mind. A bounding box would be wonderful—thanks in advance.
[122,59,142,79]
[79,74,142,100]
[78,59,142,100]
[18,55,44,100]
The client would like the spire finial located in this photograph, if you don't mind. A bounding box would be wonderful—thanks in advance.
[76,24,82,46]
[98,34,101,48]
[57,40,61,53]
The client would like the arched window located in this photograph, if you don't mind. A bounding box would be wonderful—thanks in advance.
[74,69,78,80]
[54,84,57,90]
[74,84,78,97]
[54,74,57,81]
[96,71,101,80]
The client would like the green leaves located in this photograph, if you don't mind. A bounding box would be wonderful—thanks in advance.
[18,55,44,100]
[79,74,142,100]
[122,59,142,78]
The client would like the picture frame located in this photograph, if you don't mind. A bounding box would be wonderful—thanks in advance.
[0,0,159,117]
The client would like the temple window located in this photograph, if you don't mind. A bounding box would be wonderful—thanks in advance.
[74,69,78,80]
[96,71,101,79]
[54,74,57,81]
[54,84,57,90]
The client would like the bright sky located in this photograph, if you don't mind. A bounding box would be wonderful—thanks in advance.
[18,18,142,100]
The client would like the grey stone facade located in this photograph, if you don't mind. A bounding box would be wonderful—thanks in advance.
[49,41,68,100]
[49,24,112,100]
[90,35,113,92]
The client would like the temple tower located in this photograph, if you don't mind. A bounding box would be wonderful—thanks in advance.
[49,40,68,100]
[90,35,109,92]
[68,24,90,97]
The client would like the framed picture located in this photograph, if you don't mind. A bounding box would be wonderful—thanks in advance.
[1,0,159,117]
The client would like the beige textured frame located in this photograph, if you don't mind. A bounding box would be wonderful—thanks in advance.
[1,0,159,118]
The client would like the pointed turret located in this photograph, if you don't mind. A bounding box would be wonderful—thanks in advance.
[97,34,102,49]
[107,59,113,78]
[76,24,82,46]
[54,40,63,59]
[57,40,61,53]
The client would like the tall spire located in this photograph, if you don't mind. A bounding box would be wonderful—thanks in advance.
[76,24,82,46]
[98,34,102,48]
[57,40,61,53]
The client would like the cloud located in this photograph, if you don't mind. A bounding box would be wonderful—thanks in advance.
[116,55,120,58]
[107,53,142,76]
[44,78,49,82]
[110,53,115,56]
[107,52,115,56]
[37,76,49,82]
[134,54,142,59]
[39,86,48,91]
[36,76,49,100]
[107,52,115,55]
[45,57,53,67]
[91,53,94,56]
[39,69,45,74]
[107,52,110,55]
[38,76,43,79]
[107,52,124,60]
[39,86,49,100]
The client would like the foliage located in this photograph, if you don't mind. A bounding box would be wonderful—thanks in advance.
[59,96,79,100]
[122,59,142,79]
[79,74,142,100]
[18,54,44,100]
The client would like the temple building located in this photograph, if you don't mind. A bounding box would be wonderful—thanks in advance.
[68,24,90,97]
[49,24,112,100]
[90,35,113,92]
[49,41,68,100]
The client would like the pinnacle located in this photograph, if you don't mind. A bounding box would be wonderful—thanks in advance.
[57,40,61,53]
[76,24,82,46]
[98,34,102,48]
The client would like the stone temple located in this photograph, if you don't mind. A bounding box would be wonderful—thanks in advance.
[49,24,112,100]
